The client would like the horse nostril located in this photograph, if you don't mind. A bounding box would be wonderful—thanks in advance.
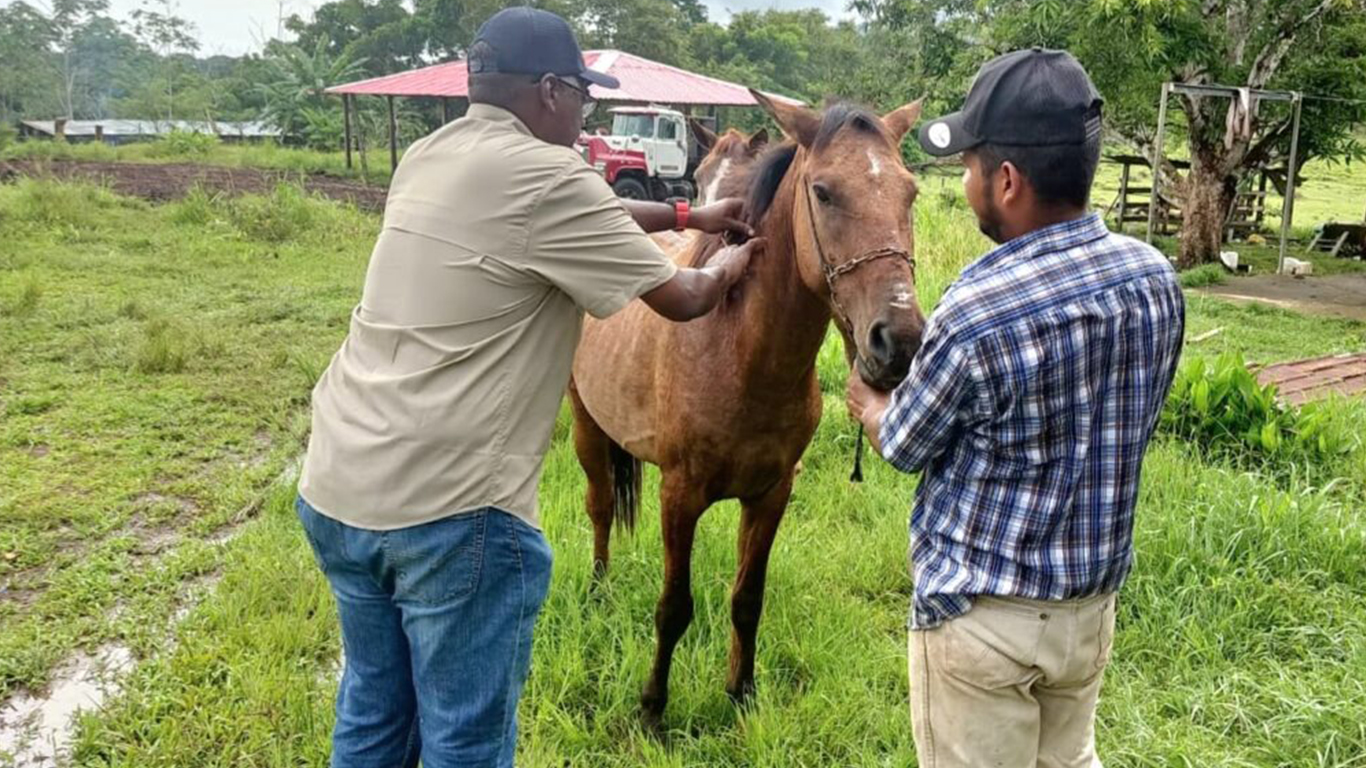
[866,321,895,366]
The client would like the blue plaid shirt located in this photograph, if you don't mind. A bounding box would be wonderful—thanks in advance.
[880,213,1185,629]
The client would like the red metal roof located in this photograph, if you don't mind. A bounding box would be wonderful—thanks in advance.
[325,50,802,107]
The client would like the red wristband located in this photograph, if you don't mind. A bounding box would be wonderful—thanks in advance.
[673,199,690,231]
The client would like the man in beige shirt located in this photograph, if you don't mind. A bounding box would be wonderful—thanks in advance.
[294,9,761,768]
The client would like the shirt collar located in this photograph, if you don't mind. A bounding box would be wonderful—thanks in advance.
[960,212,1110,281]
[465,103,534,137]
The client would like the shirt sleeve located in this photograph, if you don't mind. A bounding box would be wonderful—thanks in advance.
[878,321,975,474]
[525,161,679,319]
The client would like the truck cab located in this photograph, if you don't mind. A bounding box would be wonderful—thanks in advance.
[578,106,706,202]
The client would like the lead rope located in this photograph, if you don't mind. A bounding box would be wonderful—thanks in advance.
[801,177,910,485]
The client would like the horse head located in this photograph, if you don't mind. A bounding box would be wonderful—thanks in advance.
[751,90,926,392]
[689,119,770,206]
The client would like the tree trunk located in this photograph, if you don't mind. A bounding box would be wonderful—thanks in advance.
[1177,156,1236,269]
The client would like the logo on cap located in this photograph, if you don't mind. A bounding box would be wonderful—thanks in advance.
[928,122,952,149]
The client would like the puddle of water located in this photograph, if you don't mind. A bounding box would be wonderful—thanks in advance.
[0,645,134,767]
[0,458,301,767]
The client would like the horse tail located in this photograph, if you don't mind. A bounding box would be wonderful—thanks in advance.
[608,441,641,533]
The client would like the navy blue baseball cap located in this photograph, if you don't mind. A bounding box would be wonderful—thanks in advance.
[468,7,620,90]
[919,48,1102,156]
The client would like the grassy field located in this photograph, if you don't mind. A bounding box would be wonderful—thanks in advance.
[2,178,1366,767]
[1,140,392,185]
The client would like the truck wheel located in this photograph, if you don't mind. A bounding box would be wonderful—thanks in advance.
[612,177,648,200]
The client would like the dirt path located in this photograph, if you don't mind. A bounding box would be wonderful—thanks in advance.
[1199,274,1366,323]
[0,159,388,211]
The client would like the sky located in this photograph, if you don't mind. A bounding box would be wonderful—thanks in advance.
[66,0,854,57]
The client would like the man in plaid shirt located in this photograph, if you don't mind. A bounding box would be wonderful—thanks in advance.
[847,50,1185,766]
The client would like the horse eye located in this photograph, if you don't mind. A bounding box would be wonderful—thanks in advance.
[812,183,833,205]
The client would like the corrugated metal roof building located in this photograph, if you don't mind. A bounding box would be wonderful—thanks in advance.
[325,50,802,107]
[19,119,281,144]
[325,50,802,171]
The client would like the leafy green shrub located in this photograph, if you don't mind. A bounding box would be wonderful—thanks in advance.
[168,186,222,226]
[0,122,16,153]
[4,178,121,228]
[1179,263,1226,288]
[148,129,218,158]
[1160,353,1355,465]
[225,183,317,242]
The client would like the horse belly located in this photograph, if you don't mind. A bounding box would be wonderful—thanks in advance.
[572,303,667,464]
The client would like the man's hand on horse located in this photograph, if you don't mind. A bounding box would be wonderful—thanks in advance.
[709,237,765,287]
[846,368,889,454]
[692,198,754,240]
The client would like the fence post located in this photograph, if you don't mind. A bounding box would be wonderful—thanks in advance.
[1276,92,1303,275]
[1145,83,1171,245]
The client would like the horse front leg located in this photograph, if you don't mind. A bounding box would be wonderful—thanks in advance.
[640,475,709,729]
[726,474,794,705]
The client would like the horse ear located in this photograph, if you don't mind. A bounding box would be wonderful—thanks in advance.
[689,118,717,153]
[749,88,819,147]
[882,99,924,143]
[747,128,770,154]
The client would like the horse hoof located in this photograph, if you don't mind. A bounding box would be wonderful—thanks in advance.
[640,685,667,731]
[640,706,665,735]
[726,681,757,709]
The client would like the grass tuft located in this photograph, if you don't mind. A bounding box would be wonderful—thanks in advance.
[133,318,191,374]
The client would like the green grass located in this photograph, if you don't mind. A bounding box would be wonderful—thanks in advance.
[3,181,1365,766]
[2,139,393,184]
[0,178,374,699]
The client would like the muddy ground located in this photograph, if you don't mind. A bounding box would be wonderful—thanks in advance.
[0,159,388,211]
[1200,273,1366,323]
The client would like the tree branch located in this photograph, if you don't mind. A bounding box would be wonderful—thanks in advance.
[1245,0,1334,89]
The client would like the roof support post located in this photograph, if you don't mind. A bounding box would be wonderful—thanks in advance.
[343,94,353,170]
[387,95,398,173]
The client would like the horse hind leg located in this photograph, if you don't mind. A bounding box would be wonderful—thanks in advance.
[569,383,641,578]
[641,475,708,730]
[726,475,794,705]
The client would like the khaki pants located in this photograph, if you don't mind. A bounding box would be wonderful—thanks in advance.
[909,593,1117,768]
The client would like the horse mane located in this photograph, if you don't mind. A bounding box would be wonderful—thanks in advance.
[687,102,883,268]
[687,144,795,267]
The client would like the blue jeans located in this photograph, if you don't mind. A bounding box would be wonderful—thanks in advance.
[296,496,553,768]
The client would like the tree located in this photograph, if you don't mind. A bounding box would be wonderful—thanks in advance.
[0,2,60,121]
[256,40,367,147]
[285,0,426,75]
[686,10,864,104]
[131,0,201,121]
[857,0,1366,267]
[575,0,693,65]
[48,0,111,118]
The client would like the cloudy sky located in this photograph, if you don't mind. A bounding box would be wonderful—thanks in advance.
[75,0,854,57]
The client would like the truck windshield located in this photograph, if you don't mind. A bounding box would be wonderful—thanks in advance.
[612,114,656,139]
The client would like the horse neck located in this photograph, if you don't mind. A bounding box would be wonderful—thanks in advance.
[730,160,832,393]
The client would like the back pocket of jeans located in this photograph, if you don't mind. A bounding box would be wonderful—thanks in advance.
[390,510,488,605]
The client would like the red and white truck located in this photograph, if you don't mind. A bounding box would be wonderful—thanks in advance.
[578,105,713,202]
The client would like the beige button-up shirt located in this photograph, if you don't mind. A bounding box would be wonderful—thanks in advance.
[299,104,678,530]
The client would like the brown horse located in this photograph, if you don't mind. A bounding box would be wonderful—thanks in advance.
[569,92,926,724]
[687,118,770,205]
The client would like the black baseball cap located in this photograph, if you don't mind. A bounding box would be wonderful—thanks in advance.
[918,48,1102,156]
[468,7,620,90]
